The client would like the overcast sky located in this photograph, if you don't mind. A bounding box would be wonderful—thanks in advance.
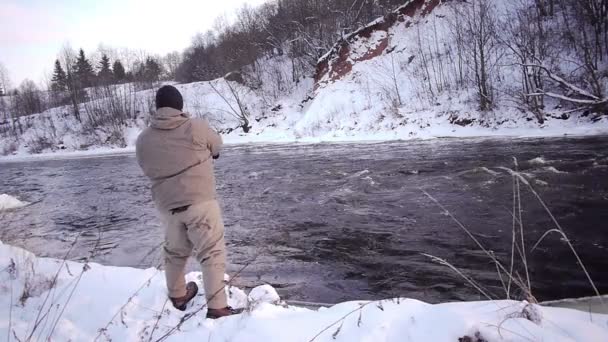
[0,0,267,87]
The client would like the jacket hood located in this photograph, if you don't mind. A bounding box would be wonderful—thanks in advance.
[150,107,189,130]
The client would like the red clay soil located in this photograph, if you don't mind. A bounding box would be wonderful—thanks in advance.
[314,0,443,89]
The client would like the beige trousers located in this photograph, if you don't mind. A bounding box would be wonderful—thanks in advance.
[159,200,227,309]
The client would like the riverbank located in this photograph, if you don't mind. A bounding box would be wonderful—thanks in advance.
[2,123,607,163]
[1,240,606,341]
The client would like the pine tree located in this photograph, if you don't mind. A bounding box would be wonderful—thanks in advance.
[144,57,163,82]
[113,60,126,83]
[51,59,67,91]
[74,49,95,88]
[98,54,113,84]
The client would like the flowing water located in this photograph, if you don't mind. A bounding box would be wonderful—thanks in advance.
[1,136,607,304]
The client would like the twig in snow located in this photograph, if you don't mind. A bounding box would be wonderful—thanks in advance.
[136,241,164,267]
[25,233,82,341]
[152,254,260,342]
[331,321,344,339]
[46,229,103,340]
[147,299,169,342]
[95,268,162,341]
[7,259,16,342]
[308,301,373,342]
[486,321,536,341]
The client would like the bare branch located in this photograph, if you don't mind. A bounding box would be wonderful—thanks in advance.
[526,92,604,105]
[522,63,601,101]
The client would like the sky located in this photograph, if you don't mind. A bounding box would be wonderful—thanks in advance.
[0,0,267,88]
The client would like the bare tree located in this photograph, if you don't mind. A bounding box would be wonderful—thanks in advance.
[163,52,182,80]
[373,51,404,112]
[565,0,607,102]
[0,62,11,96]
[60,44,82,122]
[208,79,251,133]
[501,0,550,122]
[449,0,502,111]
[415,24,436,100]
[15,79,44,116]
[514,0,608,115]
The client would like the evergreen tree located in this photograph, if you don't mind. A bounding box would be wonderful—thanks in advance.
[98,54,113,84]
[113,60,126,82]
[74,49,95,88]
[144,57,163,82]
[51,59,67,91]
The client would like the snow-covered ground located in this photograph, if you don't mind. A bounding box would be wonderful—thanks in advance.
[1,104,606,161]
[1,240,607,341]
[1,0,607,159]
[0,194,29,211]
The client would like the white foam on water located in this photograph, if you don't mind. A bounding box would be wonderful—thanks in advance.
[543,166,568,174]
[0,194,29,211]
[529,157,548,165]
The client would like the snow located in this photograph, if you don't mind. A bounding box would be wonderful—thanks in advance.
[1,0,608,161]
[0,146,135,163]
[1,241,607,341]
[0,194,29,211]
[349,30,388,61]
[248,285,281,306]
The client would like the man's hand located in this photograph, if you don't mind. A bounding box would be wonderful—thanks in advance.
[213,154,220,160]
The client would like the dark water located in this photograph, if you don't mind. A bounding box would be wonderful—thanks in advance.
[1,137,608,304]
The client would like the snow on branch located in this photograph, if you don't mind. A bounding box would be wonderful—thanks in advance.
[522,64,600,101]
[526,92,603,105]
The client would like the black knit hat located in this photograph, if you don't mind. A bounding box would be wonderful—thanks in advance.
[155,85,183,110]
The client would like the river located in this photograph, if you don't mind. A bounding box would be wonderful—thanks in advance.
[1,136,607,304]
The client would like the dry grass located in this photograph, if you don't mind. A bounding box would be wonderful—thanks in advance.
[420,188,531,301]
[151,257,257,342]
[307,301,373,342]
[6,230,106,342]
[7,259,16,342]
[421,156,604,307]
[21,233,82,342]
[497,163,603,304]
[95,268,163,341]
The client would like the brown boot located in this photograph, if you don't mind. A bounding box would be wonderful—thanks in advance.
[169,282,199,311]
[206,306,244,319]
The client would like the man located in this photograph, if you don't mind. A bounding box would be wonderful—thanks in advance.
[136,85,242,319]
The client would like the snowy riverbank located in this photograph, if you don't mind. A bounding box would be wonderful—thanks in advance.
[3,0,608,162]
[1,241,607,341]
[2,119,607,163]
